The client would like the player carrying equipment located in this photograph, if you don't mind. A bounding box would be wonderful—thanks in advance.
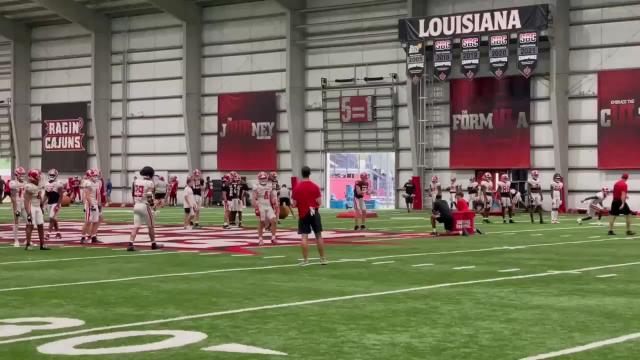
[43,169,64,241]
[480,172,494,223]
[253,172,278,246]
[497,174,514,223]
[578,188,609,225]
[128,166,161,251]
[353,172,370,230]
[23,169,49,250]
[527,170,544,224]
[550,173,564,224]
[9,167,27,247]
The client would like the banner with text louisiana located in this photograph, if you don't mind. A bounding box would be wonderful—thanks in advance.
[597,69,640,169]
[450,77,531,169]
[217,91,277,171]
[41,102,88,173]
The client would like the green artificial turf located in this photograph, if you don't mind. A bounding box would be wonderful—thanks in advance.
[0,203,639,359]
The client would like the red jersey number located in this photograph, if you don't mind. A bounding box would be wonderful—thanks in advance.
[134,185,145,198]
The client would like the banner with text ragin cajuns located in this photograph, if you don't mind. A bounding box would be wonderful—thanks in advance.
[450,77,530,169]
[598,69,640,169]
[41,102,88,173]
[217,91,277,171]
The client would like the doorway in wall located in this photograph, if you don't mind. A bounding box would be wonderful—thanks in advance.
[326,152,395,210]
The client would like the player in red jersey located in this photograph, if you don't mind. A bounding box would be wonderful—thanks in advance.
[497,174,514,224]
[353,172,370,231]
[169,176,178,206]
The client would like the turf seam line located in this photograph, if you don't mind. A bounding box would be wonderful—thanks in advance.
[453,266,476,270]
[371,261,395,265]
[0,251,180,265]
[3,260,640,346]
[596,274,617,278]
[498,268,520,272]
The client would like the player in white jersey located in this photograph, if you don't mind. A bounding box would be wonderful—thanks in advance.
[128,166,161,251]
[253,172,278,246]
[497,174,515,224]
[23,169,49,250]
[527,170,544,224]
[9,167,27,247]
[466,177,481,211]
[154,175,168,210]
[480,172,494,223]
[578,188,609,225]
[43,169,65,241]
[81,169,102,244]
[183,177,197,229]
[426,175,442,208]
[550,173,564,224]
[446,176,461,209]
[191,169,203,229]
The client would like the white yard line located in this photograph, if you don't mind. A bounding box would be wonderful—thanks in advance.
[263,256,286,259]
[372,261,395,265]
[588,235,601,239]
[487,225,600,235]
[530,234,543,237]
[498,268,520,273]
[453,266,475,270]
[0,251,179,265]
[3,260,640,346]
[520,332,640,360]
[596,274,617,278]
[411,263,434,267]
[198,252,222,256]
[231,254,253,257]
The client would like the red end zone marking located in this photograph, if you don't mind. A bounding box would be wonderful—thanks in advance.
[0,222,432,255]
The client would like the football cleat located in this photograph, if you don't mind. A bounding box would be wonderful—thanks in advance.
[127,245,135,252]
[151,242,162,250]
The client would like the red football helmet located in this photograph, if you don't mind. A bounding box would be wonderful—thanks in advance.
[360,172,369,181]
[484,172,492,181]
[531,170,539,180]
[500,174,509,182]
[223,173,231,183]
[258,171,268,185]
[48,168,59,181]
[14,167,26,181]
[28,169,40,184]
[431,175,439,183]
[85,169,93,178]
[159,176,165,181]
[193,169,202,177]
[269,171,278,182]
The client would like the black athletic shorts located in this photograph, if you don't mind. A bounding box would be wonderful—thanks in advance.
[437,214,454,231]
[405,194,414,204]
[155,193,166,200]
[298,210,322,235]
[610,199,631,216]
[280,197,291,206]
[184,208,192,214]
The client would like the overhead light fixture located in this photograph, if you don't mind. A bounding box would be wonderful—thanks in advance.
[334,78,355,83]
[364,76,384,82]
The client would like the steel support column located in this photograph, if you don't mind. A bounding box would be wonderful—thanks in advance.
[550,0,569,181]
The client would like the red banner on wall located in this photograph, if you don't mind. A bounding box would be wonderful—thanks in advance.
[598,69,640,169]
[450,77,531,169]
[217,91,277,171]
[340,96,373,123]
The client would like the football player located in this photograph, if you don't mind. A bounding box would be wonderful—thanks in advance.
[578,187,609,225]
[497,174,514,223]
[480,172,494,223]
[154,175,168,210]
[191,169,203,228]
[43,169,64,241]
[402,179,416,213]
[94,169,107,241]
[9,167,27,247]
[426,175,442,208]
[239,173,249,227]
[228,171,244,227]
[128,166,161,252]
[527,170,544,224]
[353,172,370,230]
[81,169,102,244]
[221,173,231,229]
[254,172,278,246]
[23,169,49,250]
[467,176,480,211]
[446,176,461,209]
[550,173,564,224]
[169,176,178,206]
[183,177,197,230]
[269,171,281,223]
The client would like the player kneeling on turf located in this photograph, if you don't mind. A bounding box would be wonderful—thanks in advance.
[24,169,50,250]
[253,172,278,246]
[431,195,457,235]
[128,166,161,252]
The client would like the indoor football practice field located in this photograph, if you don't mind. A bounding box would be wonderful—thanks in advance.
[1,204,640,360]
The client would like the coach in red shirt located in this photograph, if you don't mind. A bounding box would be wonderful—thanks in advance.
[291,166,326,266]
[608,173,635,236]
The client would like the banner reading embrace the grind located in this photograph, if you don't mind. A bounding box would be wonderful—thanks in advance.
[450,77,531,169]
[41,102,88,173]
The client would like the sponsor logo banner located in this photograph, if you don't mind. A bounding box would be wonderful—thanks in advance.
[218,91,277,171]
[399,5,549,42]
[41,102,88,172]
[489,34,509,79]
[340,96,374,123]
[597,69,640,169]
[517,31,538,78]
[433,39,452,81]
[460,36,480,80]
[450,76,531,168]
